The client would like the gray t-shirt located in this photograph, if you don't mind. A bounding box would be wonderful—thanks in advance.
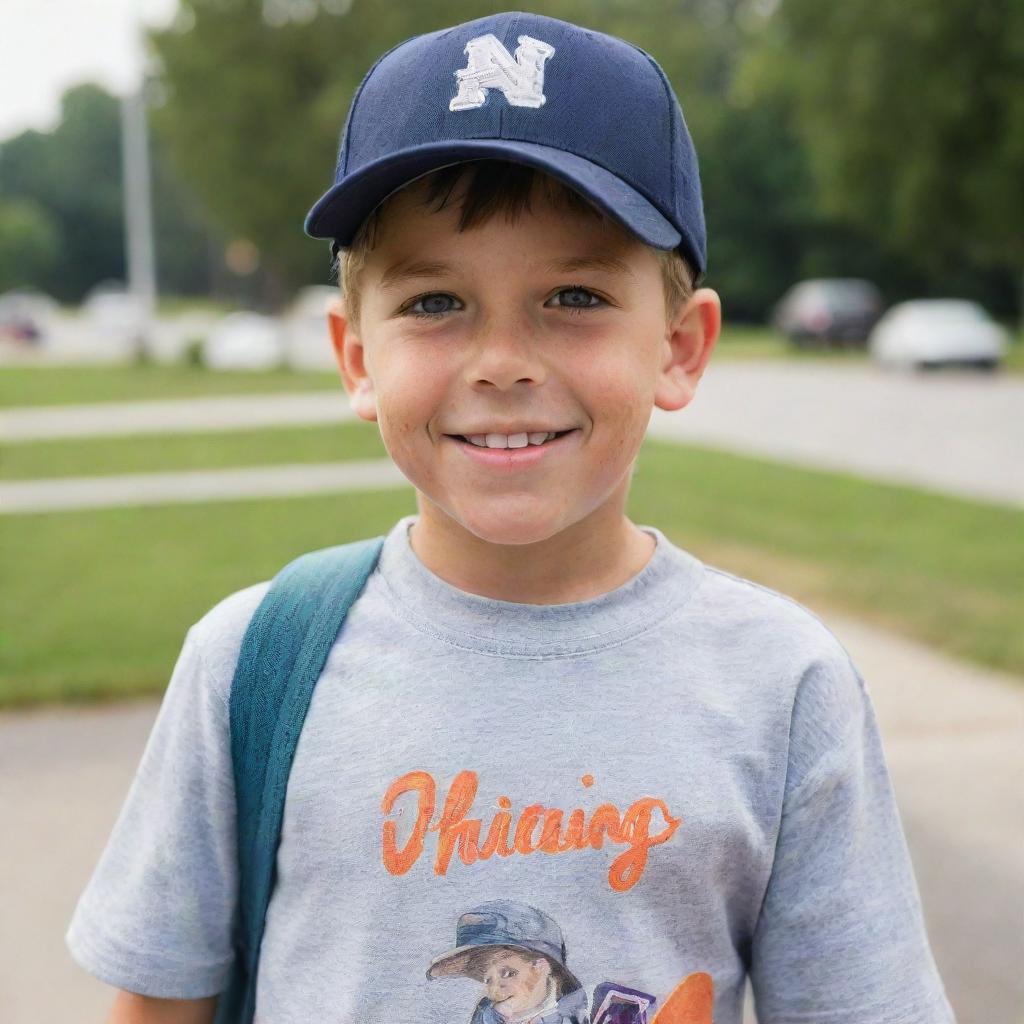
[67,514,953,1023]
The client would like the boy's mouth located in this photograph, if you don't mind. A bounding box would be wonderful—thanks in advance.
[442,429,579,469]
[444,429,575,448]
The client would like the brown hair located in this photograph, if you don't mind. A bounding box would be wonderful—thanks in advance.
[330,161,695,326]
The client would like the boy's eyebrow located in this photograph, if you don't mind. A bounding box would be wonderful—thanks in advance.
[377,254,635,290]
[543,254,636,277]
[377,259,456,290]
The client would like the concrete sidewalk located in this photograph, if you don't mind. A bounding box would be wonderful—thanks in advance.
[0,391,353,441]
[0,460,408,513]
[2,611,1021,1024]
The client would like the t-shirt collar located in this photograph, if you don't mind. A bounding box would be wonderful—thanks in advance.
[375,514,704,658]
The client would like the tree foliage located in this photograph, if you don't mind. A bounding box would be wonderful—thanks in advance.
[0,83,217,303]
[1,86,125,301]
[750,0,1024,276]
[0,198,60,292]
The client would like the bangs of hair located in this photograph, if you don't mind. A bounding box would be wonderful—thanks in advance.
[422,160,605,231]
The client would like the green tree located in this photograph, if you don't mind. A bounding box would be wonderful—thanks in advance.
[1,86,124,301]
[0,82,222,303]
[0,198,60,292]
[747,0,1024,313]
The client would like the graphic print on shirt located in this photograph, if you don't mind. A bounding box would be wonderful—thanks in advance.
[381,770,682,891]
[427,900,713,1024]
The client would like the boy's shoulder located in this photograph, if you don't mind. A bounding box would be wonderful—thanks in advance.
[693,557,857,664]
[185,578,273,692]
[683,556,867,719]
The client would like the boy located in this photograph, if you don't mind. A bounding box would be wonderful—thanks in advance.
[67,11,954,1024]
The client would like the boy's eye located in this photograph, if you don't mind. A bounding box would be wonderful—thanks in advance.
[547,286,603,310]
[404,292,463,317]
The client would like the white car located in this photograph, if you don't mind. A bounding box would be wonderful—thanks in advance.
[869,299,1008,370]
[203,312,284,371]
[83,285,148,340]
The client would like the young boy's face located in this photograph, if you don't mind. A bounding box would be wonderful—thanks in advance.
[478,948,552,1018]
[331,174,717,552]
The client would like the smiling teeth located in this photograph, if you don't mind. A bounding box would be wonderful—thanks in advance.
[466,432,558,448]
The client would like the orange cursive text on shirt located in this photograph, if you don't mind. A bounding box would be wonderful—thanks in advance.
[381,770,681,892]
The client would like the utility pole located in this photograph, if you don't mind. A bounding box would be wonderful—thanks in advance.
[120,1,157,359]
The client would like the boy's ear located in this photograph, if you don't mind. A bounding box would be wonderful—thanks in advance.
[327,298,378,423]
[653,288,722,413]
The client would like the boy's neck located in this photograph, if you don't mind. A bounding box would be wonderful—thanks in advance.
[407,503,657,605]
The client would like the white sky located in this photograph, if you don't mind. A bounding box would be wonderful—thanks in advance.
[0,0,179,141]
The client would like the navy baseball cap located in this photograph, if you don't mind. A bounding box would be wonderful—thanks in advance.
[303,11,707,275]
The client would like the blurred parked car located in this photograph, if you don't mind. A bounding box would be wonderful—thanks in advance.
[282,285,339,371]
[203,312,284,371]
[869,300,1008,371]
[83,284,148,352]
[0,289,59,345]
[771,278,883,348]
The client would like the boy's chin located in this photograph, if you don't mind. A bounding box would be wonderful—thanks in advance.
[434,498,578,548]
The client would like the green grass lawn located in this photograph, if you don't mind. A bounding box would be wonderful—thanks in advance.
[0,422,388,480]
[713,325,871,362]
[1004,330,1024,372]
[0,363,340,408]
[2,436,1021,706]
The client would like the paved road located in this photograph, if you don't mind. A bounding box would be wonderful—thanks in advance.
[2,612,1021,1024]
[3,362,1022,510]
[648,361,1024,507]
[0,391,353,441]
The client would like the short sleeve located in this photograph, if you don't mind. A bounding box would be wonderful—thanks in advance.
[66,624,238,998]
[750,651,954,1023]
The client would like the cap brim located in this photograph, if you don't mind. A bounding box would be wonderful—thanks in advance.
[426,941,581,992]
[304,139,683,253]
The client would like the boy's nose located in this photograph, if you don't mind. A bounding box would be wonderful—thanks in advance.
[464,326,547,391]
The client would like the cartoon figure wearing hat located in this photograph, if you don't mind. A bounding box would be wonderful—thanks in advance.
[426,900,656,1024]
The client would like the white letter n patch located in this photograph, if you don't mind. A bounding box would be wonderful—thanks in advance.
[449,34,556,112]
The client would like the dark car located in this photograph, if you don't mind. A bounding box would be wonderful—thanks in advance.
[0,289,58,345]
[771,278,884,348]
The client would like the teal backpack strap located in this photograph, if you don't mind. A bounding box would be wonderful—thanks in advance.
[214,535,385,1024]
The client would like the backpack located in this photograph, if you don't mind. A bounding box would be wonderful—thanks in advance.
[213,535,385,1024]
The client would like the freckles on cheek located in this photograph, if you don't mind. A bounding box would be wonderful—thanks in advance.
[378,388,426,434]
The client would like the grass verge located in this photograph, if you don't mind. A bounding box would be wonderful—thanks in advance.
[1,422,388,480]
[0,363,339,408]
